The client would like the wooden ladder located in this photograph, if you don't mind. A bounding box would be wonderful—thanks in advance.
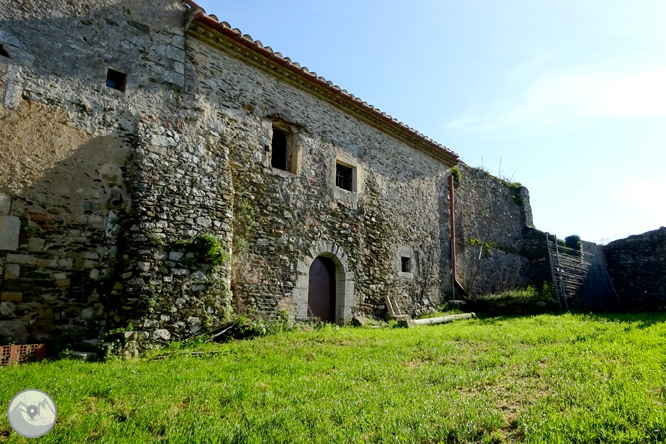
[546,234,593,311]
[546,234,568,310]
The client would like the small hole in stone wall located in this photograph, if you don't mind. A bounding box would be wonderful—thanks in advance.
[0,44,9,58]
[401,257,411,273]
[106,68,127,91]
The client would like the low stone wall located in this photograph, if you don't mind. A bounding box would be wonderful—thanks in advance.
[604,227,666,310]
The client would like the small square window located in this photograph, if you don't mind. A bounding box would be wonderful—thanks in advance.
[336,163,353,191]
[401,257,411,273]
[106,68,127,91]
[0,44,9,58]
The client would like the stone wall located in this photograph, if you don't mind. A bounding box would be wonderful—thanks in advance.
[0,102,129,346]
[185,27,453,320]
[604,227,666,310]
[108,115,236,342]
[0,0,461,348]
[452,164,543,296]
[0,0,229,346]
[5,0,610,350]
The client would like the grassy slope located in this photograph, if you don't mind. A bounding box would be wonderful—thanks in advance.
[1,313,666,443]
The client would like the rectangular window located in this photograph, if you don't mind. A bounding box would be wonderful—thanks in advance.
[271,127,288,171]
[106,68,127,92]
[336,162,353,191]
[401,257,411,273]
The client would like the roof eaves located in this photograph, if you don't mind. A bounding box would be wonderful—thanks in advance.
[180,0,459,166]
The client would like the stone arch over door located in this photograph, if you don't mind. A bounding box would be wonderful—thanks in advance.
[292,240,355,325]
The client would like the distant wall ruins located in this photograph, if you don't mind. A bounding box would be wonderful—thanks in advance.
[604,227,666,311]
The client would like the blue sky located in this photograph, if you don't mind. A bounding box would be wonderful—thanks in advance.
[195,0,666,243]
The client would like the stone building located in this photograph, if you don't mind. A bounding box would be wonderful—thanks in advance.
[0,0,538,348]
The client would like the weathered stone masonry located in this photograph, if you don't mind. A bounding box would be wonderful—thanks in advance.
[604,227,666,311]
[452,164,536,296]
[1,0,551,349]
[185,24,457,322]
[0,0,221,345]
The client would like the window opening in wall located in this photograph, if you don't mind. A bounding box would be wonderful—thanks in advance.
[106,68,127,91]
[336,162,353,191]
[401,257,411,273]
[0,44,9,58]
[271,127,288,171]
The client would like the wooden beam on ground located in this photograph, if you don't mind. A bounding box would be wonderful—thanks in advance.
[402,312,476,328]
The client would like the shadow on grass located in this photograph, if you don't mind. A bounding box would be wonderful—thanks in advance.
[471,311,563,325]
[581,311,666,329]
[471,310,666,329]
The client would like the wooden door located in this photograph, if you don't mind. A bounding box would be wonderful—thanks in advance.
[308,256,336,322]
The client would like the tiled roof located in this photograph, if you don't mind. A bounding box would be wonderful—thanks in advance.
[181,0,459,166]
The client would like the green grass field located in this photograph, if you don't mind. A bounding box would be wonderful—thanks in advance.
[2,313,666,443]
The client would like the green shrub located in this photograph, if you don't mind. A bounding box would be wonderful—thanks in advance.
[468,237,483,247]
[451,166,461,182]
[189,233,228,266]
[468,238,517,254]
[109,323,134,334]
[540,282,556,302]
[214,311,298,342]
[478,284,555,304]
[565,234,582,251]
[510,183,524,204]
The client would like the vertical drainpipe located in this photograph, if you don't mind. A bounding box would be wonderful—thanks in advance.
[449,173,456,300]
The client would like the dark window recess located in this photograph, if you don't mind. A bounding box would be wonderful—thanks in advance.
[271,128,288,170]
[336,163,353,191]
[0,44,9,58]
[401,257,411,273]
[106,68,127,91]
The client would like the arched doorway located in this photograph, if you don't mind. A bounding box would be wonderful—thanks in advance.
[308,256,336,322]
[292,239,355,324]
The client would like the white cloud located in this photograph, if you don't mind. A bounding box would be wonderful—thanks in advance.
[448,56,666,130]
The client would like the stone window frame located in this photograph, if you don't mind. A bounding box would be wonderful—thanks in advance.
[397,246,414,279]
[268,122,300,175]
[332,155,362,207]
